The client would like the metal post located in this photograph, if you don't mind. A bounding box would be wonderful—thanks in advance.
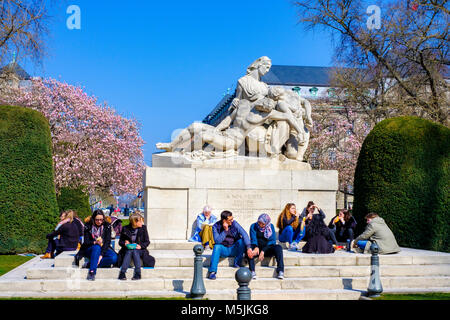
[235,267,252,300]
[367,242,383,297]
[189,244,206,299]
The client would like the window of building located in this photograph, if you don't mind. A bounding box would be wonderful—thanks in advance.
[327,88,336,98]
[309,87,318,96]
[292,87,301,95]
[309,151,320,168]
[328,149,336,163]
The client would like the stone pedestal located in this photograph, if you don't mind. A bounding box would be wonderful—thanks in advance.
[143,162,338,240]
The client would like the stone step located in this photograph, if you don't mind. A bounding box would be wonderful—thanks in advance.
[1,276,450,293]
[52,248,450,268]
[147,240,200,250]
[0,289,363,300]
[134,239,305,251]
[26,264,450,280]
[3,287,450,300]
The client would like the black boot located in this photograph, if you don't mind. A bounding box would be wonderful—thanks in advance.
[132,271,141,280]
[86,271,95,281]
[74,253,80,267]
[118,271,127,280]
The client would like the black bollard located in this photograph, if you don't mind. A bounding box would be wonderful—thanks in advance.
[235,267,252,300]
[367,242,383,297]
[189,244,206,299]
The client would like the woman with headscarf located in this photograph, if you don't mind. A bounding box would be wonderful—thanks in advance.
[248,213,284,280]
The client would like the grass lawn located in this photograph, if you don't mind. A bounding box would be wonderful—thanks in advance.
[0,255,34,276]
[373,293,450,300]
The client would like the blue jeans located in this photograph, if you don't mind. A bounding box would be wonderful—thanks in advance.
[45,238,77,257]
[120,249,142,274]
[278,226,304,244]
[357,240,369,251]
[85,244,118,274]
[208,239,245,273]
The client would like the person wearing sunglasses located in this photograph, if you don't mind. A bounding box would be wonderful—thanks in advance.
[75,209,118,281]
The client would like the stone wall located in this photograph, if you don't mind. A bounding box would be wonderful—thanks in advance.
[144,167,338,240]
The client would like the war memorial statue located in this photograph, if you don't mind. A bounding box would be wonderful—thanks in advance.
[155,56,313,166]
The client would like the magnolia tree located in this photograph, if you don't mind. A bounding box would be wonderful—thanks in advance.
[1,78,145,196]
[305,105,372,193]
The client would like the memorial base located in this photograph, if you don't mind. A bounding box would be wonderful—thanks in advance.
[143,165,338,240]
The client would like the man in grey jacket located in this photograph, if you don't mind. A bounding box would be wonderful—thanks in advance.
[353,213,400,254]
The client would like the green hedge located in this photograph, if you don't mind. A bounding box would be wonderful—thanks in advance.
[57,186,92,220]
[353,116,449,252]
[0,105,59,254]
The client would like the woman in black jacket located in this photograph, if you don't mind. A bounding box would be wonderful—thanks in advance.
[75,209,118,281]
[117,213,155,280]
[328,209,357,244]
[41,210,80,258]
[302,214,335,254]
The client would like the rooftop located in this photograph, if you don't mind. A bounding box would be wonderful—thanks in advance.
[262,65,450,87]
[261,65,335,87]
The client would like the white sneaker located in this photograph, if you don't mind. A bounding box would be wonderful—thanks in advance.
[251,271,257,280]
[277,271,284,279]
[289,242,298,251]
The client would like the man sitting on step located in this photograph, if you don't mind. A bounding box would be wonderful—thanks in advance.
[207,210,253,280]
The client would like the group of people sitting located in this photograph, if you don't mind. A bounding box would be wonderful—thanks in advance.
[41,200,400,282]
[190,202,400,280]
[41,209,155,281]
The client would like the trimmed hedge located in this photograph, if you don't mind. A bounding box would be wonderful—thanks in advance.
[0,105,59,254]
[57,186,92,220]
[353,116,449,252]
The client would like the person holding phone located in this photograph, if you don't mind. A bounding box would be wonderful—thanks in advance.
[75,209,118,281]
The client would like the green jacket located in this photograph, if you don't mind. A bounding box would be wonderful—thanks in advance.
[354,217,400,254]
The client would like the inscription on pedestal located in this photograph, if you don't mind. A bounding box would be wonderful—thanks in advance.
[226,193,263,209]
[208,190,280,211]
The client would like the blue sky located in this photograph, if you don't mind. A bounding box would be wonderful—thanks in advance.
[21,0,335,165]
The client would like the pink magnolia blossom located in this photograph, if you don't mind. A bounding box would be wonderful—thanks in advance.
[2,78,145,196]
[305,106,372,192]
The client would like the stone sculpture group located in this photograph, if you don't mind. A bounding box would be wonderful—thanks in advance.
[156,56,313,162]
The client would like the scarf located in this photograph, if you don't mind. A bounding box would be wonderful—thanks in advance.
[91,225,103,239]
[257,214,272,239]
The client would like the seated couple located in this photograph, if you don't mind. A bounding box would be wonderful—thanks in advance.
[74,210,155,281]
[41,209,84,259]
[206,210,284,281]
